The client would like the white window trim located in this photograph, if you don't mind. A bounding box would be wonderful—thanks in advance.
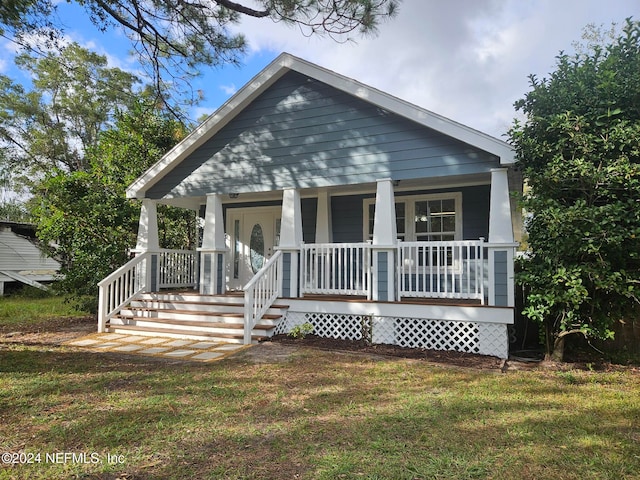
[363,192,463,242]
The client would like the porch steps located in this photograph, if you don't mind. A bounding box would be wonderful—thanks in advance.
[106,292,288,344]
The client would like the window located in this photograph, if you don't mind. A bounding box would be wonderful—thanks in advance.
[364,193,462,242]
[414,198,457,241]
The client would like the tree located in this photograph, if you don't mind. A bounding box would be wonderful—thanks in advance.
[0,43,139,183]
[1,0,400,112]
[509,19,640,361]
[33,99,194,301]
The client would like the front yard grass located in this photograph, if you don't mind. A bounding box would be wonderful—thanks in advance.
[1,326,639,480]
[0,293,91,332]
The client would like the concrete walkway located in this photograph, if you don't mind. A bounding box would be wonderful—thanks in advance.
[64,333,251,362]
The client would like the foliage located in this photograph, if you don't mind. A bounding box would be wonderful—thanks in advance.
[0,200,30,222]
[0,43,140,191]
[509,19,640,360]
[288,322,314,339]
[1,0,399,113]
[32,99,194,300]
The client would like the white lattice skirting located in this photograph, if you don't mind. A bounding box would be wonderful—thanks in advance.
[275,311,509,359]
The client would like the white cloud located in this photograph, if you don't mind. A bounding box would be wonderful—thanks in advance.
[220,83,238,95]
[229,0,640,138]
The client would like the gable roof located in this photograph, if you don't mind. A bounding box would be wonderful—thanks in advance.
[126,53,515,200]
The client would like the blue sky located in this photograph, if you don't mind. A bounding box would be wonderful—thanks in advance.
[1,0,639,138]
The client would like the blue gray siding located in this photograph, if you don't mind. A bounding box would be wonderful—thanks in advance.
[282,252,291,297]
[377,251,389,301]
[493,250,509,306]
[147,71,500,200]
[209,185,490,246]
[216,253,223,294]
[330,185,490,243]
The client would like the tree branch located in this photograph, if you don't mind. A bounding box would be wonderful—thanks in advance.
[214,0,270,17]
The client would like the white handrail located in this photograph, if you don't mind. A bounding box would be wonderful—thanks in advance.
[97,249,199,332]
[243,250,283,344]
[98,252,150,332]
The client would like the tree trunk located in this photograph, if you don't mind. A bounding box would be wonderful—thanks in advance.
[544,329,585,362]
[548,335,565,362]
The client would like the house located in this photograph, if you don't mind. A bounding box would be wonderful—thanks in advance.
[98,53,519,359]
[0,220,60,295]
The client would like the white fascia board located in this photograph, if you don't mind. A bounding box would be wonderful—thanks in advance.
[126,54,295,199]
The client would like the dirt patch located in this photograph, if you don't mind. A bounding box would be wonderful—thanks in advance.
[268,334,506,370]
[233,341,302,364]
[0,316,94,345]
[3,320,638,373]
[267,335,640,373]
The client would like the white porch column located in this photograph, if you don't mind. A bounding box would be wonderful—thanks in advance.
[489,168,514,244]
[315,189,332,243]
[135,199,159,252]
[487,168,518,308]
[371,178,397,301]
[279,188,303,297]
[134,199,160,292]
[199,193,227,295]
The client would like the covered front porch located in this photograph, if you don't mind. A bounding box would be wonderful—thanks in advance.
[97,172,517,358]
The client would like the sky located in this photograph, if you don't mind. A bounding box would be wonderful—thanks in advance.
[1,0,639,140]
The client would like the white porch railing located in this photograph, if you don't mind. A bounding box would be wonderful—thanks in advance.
[301,243,371,297]
[398,240,485,302]
[297,240,485,303]
[243,250,283,344]
[97,249,198,332]
[158,249,198,289]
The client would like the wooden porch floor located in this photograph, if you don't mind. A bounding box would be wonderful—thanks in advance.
[277,294,483,307]
[158,289,484,307]
[153,291,499,313]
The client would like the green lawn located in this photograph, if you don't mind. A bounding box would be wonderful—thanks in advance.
[0,294,91,331]
[1,324,639,479]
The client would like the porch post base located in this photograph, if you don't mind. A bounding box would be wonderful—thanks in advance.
[199,249,227,295]
[278,247,300,298]
[371,247,396,302]
[486,244,518,307]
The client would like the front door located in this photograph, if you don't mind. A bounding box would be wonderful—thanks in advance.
[227,207,281,290]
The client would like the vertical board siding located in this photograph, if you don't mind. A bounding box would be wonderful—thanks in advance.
[216,253,224,294]
[282,252,292,297]
[147,71,500,199]
[377,251,389,301]
[203,253,212,292]
[493,250,509,306]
